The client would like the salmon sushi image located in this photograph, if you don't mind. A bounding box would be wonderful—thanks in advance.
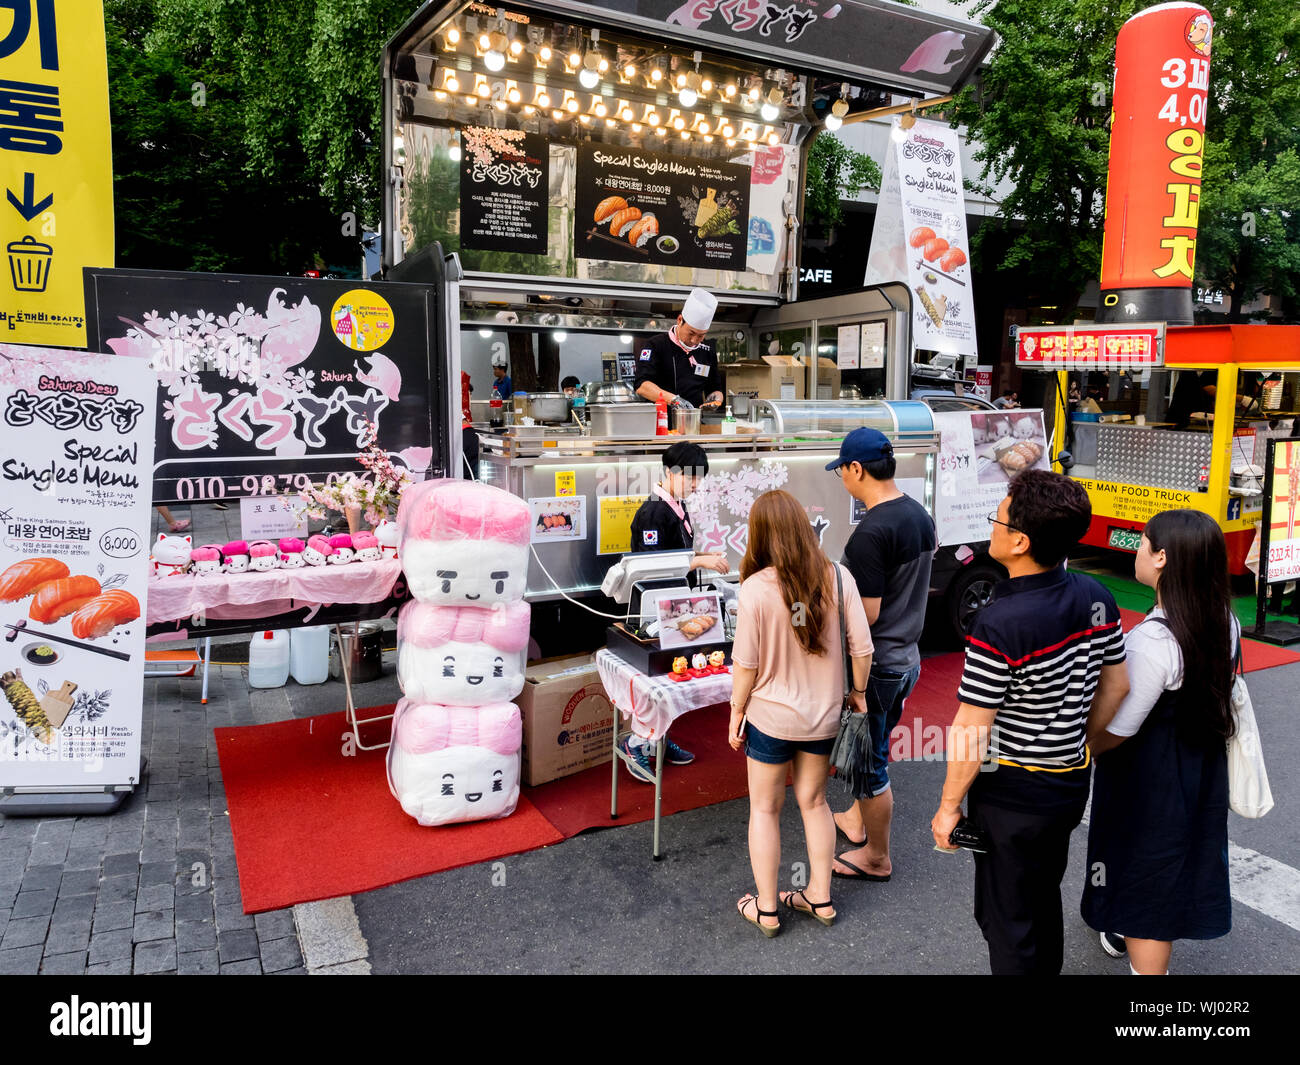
[628,213,659,247]
[594,196,628,224]
[0,558,70,602]
[70,590,141,640]
[29,575,102,624]
[909,226,936,248]
[609,206,642,238]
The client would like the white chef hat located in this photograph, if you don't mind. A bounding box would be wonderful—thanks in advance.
[680,288,717,331]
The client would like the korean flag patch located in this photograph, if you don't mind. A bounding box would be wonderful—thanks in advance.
[639,348,653,361]
[642,529,658,546]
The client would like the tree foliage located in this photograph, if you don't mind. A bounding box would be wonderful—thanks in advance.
[952,0,1300,320]
[804,132,882,229]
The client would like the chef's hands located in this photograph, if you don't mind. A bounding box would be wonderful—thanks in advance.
[670,395,694,411]
[692,553,729,575]
[701,391,724,410]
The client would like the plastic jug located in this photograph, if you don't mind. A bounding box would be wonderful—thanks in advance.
[289,626,330,685]
[248,630,290,688]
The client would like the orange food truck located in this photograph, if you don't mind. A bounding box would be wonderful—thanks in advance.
[1017,323,1300,584]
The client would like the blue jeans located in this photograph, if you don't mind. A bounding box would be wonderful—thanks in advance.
[744,721,835,765]
[861,663,921,798]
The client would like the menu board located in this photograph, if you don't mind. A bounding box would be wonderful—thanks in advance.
[459,127,550,254]
[1265,440,1300,584]
[575,143,750,270]
[0,343,155,790]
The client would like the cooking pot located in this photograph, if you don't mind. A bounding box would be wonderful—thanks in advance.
[594,380,639,404]
[330,622,384,683]
[522,392,572,423]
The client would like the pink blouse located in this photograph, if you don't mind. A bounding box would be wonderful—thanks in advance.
[731,563,874,741]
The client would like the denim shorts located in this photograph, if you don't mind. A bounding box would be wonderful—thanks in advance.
[744,720,835,765]
[861,663,922,798]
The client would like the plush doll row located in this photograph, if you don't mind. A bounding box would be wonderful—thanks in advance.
[386,479,533,828]
[150,523,400,577]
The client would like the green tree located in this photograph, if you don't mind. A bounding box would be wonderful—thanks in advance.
[952,0,1300,321]
[803,132,881,230]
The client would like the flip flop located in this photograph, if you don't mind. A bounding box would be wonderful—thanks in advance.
[737,893,782,938]
[832,855,891,882]
[833,813,867,848]
[168,519,192,533]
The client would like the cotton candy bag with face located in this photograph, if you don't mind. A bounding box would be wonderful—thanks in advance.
[386,700,521,826]
[396,479,531,605]
[396,600,530,705]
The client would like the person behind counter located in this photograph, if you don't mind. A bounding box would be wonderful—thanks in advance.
[633,287,724,411]
[561,375,581,398]
[491,355,513,400]
[618,441,728,782]
[1166,369,1261,428]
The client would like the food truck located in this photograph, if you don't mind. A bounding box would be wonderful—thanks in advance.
[1018,323,1300,584]
[380,0,1005,648]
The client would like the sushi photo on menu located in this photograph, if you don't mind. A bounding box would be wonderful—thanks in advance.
[0,344,155,787]
[656,593,723,650]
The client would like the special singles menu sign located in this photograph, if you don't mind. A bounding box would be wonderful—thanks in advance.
[575,143,750,270]
[459,127,550,254]
[0,344,155,790]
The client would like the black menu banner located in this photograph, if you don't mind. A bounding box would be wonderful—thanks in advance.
[459,127,550,254]
[575,143,750,271]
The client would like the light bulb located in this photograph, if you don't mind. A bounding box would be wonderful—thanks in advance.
[568,51,581,67]
[624,64,636,79]
[646,109,659,125]
[620,106,634,121]
[767,132,779,145]
[554,331,567,342]
[579,67,600,89]
[655,126,666,136]
[725,83,737,97]
[703,134,713,142]
[579,114,590,123]
[565,95,579,113]
[747,86,760,101]
[606,118,616,127]
[446,28,460,45]
[536,91,550,108]
[760,101,778,122]
[509,40,523,56]
[552,109,563,120]
[680,130,690,139]
[672,115,685,130]
[394,133,404,152]
[747,141,757,151]
[824,113,842,131]
[494,99,507,111]
[698,120,710,134]
[433,90,446,100]
[485,49,505,72]
[650,67,663,82]
[722,124,734,137]
[831,99,849,118]
[676,73,687,88]
[478,328,492,337]
[524,105,534,114]
[701,78,712,93]
[464,95,475,106]
[631,122,642,133]
[539,45,552,62]
[594,101,607,116]
[598,57,609,73]
[476,81,490,98]
[678,86,697,107]
[725,138,736,146]
[507,87,521,104]
[445,73,459,93]
[620,334,633,344]
[478,33,491,50]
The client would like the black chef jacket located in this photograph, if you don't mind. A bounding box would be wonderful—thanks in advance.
[632,331,720,408]
[630,495,693,553]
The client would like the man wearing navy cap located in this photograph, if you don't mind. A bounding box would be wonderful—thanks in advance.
[824,428,936,883]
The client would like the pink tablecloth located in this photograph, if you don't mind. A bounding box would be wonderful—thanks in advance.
[146,559,403,623]
[595,648,733,741]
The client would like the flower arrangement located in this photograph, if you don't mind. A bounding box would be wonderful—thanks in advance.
[302,420,413,527]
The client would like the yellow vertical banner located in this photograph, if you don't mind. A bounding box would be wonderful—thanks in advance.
[1,0,113,347]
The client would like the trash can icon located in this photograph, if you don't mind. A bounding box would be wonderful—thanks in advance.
[7,236,53,293]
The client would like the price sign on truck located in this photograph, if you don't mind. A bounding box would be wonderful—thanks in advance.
[0,0,114,347]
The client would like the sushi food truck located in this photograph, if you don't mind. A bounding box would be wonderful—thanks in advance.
[380,0,1018,642]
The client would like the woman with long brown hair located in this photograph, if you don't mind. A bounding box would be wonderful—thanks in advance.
[1084,508,1240,973]
[728,490,873,936]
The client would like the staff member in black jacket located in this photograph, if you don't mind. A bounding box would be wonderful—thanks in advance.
[618,441,728,782]
[633,288,724,411]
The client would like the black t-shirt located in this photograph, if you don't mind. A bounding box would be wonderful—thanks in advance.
[842,494,936,669]
[629,497,692,552]
[632,332,720,408]
[1166,370,1216,427]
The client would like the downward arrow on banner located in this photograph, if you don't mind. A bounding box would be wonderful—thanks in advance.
[7,173,54,222]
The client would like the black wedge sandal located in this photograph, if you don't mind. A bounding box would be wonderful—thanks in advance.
[781,889,836,927]
[737,894,782,938]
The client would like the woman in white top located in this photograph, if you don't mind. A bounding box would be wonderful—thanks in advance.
[728,490,873,936]
[1084,509,1240,974]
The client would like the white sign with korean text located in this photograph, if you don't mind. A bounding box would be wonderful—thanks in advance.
[239,495,309,541]
[0,344,155,790]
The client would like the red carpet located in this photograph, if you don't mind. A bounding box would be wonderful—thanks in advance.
[1118,608,1300,672]
[214,709,564,913]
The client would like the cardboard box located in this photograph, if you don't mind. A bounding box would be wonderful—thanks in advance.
[518,654,615,786]
[723,356,806,400]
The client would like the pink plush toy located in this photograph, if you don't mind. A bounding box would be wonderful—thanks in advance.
[396,600,531,706]
[302,534,334,566]
[190,545,222,576]
[352,531,381,563]
[396,479,531,604]
[249,540,278,572]
[222,540,250,573]
[386,700,521,826]
[328,533,355,564]
[278,537,306,569]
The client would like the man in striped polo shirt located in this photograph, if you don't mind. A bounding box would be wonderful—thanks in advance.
[930,470,1130,975]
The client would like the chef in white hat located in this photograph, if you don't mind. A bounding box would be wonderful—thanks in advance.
[632,287,724,410]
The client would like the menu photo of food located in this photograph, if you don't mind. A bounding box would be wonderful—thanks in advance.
[529,496,587,543]
[909,224,969,330]
[656,593,724,650]
[972,411,1051,485]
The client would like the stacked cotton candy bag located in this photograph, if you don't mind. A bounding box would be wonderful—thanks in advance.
[396,599,530,705]
[386,701,522,825]
[396,479,530,603]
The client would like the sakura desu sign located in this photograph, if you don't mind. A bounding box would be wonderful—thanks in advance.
[82,269,445,504]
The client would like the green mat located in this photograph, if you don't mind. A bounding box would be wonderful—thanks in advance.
[1070,565,1297,629]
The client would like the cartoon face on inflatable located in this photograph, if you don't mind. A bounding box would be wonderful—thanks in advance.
[396,601,530,706]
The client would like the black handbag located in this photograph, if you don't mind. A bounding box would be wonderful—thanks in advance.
[828,566,874,797]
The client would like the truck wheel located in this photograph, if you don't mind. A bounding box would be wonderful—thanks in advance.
[947,564,1001,639]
